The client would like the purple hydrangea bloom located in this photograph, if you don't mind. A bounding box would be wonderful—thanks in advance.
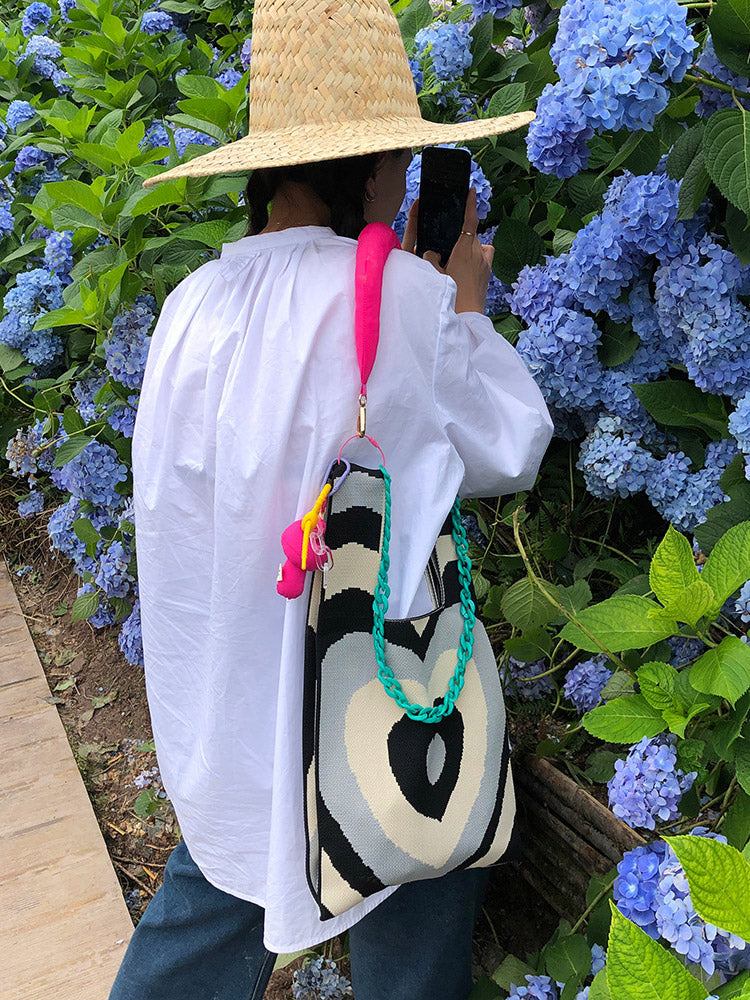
[13,145,53,173]
[18,489,44,517]
[22,2,52,36]
[140,9,173,34]
[0,202,14,236]
[292,955,353,999]
[52,440,128,507]
[44,230,73,276]
[508,975,559,1000]
[413,22,472,84]
[0,267,64,370]
[503,657,555,702]
[6,419,55,481]
[58,0,75,20]
[607,735,696,830]
[73,371,107,423]
[563,655,613,713]
[106,396,138,437]
[94,540,135,599]
[104,294,156,389]
[613,841,668,938]
[240,37,252,71]
[216,67,243,89]
[118,598,144,666]
[6,100,37,130]
[577,416,656,499]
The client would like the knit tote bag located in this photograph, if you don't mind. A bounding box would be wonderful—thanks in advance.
[301,224,516,920]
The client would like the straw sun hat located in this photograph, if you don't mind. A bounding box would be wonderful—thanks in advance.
[142,0,535,189]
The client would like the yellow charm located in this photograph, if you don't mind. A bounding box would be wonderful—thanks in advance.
[300,483,332,571]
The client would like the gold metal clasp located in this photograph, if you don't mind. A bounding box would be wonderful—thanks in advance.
[357,393,367,437]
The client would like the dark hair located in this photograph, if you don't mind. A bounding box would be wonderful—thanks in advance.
[244,150,406,241]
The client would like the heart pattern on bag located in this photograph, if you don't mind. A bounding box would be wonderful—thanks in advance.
[387,705,464,821]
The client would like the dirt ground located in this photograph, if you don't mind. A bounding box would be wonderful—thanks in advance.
[4,491,556,998]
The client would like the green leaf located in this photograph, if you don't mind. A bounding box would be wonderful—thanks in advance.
[53,435,93,468]
[501,577,558,631]
[677,150,711,222]
[470,12,494,64]
[606,902,709,1000]
[134,788,163,818]
[701,521,750,605]
[703,108,750,216]
[504,627,552,662]
[582,695,666,744]
[467,975,503,1000]
[73,516,100,548]
[589,969,611,1000]
[44,179,103,220]
[584,749,621,783]
[649,525,700,606]
[492,954,537,991]
[631,380,728,437]
[709,0,750,77]
[666,835,750,941]
[399,0,432,44]
[512,47,556,105]
[689,636,750,705]
[712,691,750,759]
[736,738,750,795]
[722,789,750,850]
[0,344,27,373]
[694,498,750,554]
[559,595,678,653]
[714,970,750,998]
[598,319,638,368]
[655,578,717,628]
[666,122,705,181]
[637,661,678,712]
[487,82,525,118]
[600,669,636,701]
[544,933,591,987]
[491,218,543,284]
[70,590,100,622]
[725,201,750,264]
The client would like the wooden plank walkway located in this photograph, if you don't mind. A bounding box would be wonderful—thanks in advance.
[0,561,134,1000]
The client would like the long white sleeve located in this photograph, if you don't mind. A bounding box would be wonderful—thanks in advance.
[432,282,554,498]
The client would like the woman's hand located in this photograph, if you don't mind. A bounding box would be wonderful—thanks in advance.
[401,188,495,315]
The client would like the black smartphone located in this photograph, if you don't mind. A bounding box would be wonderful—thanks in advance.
[415,146,471,267]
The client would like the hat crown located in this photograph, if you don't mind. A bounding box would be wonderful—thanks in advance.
[248,0,421,131]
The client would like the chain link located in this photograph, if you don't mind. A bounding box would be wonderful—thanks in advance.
[372,466,476,724]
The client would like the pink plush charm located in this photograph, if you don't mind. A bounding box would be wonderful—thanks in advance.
[277,483,332,599]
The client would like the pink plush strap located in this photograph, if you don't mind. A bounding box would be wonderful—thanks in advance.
[355,223,401,396]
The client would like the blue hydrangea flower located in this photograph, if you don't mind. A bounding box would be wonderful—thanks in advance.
[508,975,559,1000]
[106,395,138,437]
[729,391,750,478]
[104,295,156,389]
[13,145,53,173]
[44,230,73,276]
[413,22,473,84]
[577,416,656,499]
[18,490,44,517]
[607,735,696,830]
[613,841,668,938]
[656,830,750,976]
[73,371,107,423]
[735,581,750,623]
[59,0,75,21]
[695,36,750,118]
[563,655,613,713]
[6,100,37,130]
[6,419,55,481]
[95,540,135,599]
[0,202,14,237]
[140,9,173,34]
[0,267,64,370]
[467,0,522,19]
[119,598,144,666]
[22,2,52,36]
[173,128,219,157]
[503,657,555,702]
[292,955,353,999]
[516,307,602,415]
[527,0,695,178]
[47,495,88,566]
[216,67,243,89]
[645,443,734,533]
[668,635,706,667]
[590,944,606,976]
[240,37,252,71]
[52,440,128,507]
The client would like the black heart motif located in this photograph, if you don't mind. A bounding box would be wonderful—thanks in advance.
[387,703,464,821]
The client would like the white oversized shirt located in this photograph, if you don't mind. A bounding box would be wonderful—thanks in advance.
[132,225,553,952]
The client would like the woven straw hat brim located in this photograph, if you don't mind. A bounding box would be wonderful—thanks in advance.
[141,111,536,189]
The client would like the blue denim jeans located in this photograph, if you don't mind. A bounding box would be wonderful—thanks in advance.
[108,839,491,1000]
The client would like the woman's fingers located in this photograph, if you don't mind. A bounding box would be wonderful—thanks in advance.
[463,187,479,235]
[401,198,419,253]
[422,250,445,273]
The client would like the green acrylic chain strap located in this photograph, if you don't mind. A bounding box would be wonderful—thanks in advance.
[372,464,477,724]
